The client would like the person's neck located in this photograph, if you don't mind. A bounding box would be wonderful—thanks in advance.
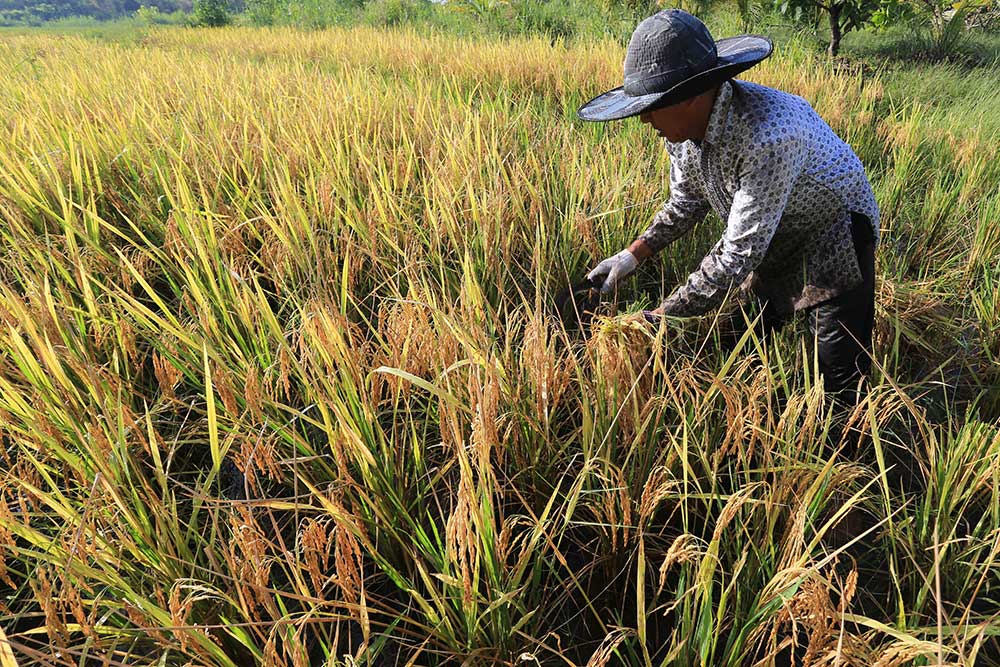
[689,86,720,143]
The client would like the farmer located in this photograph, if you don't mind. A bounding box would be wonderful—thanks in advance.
[580,9,879,404]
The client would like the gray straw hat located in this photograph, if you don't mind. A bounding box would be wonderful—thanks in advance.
[578,10,773,122]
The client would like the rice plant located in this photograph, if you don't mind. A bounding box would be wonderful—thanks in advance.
[0,23,997,666]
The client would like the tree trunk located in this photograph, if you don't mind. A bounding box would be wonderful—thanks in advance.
[828,3,843,57]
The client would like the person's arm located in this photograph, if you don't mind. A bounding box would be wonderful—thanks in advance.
[657,137,806,318]
[627,236,655,263]
[589,151,709,292]
[637,157,711,255]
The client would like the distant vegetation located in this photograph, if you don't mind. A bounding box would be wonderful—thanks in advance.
[0,0,192,25]
[4,0,1000,61]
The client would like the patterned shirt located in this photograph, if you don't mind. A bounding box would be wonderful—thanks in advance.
[640,79,880,317]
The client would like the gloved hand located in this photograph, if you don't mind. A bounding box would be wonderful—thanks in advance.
[587,249,639,294]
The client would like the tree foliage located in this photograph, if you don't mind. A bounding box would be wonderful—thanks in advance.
[191,0,230,24]
[877,0,992,57]
[0,0,191,24]
[773,0,997,58]
[773,0,882,55]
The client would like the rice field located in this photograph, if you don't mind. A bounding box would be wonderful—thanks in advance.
[0,22,998,666]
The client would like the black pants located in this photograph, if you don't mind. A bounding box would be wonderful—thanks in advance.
[753,212,876,405]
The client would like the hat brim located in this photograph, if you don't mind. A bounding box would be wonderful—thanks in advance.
[577,35,773,122]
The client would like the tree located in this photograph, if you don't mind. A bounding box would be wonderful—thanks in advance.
[773,0,881,56]
[191,0,229,24]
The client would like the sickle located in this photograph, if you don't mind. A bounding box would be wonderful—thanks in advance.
[553,275,603,333]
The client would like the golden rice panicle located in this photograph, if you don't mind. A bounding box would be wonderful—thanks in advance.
[243,362,265,419]
[152,349,182,405]
[300,517,332,596]
[0,496,16,589]
[711,482,767,543]
[445,461,479,612]
[594,465,634,552]
[713,358,772,464]
[233,431,283,496]
[227,505,277,622]
[30,565,68,648]
[298,300,371,388]
[378,300,437,392]
[520,312,571,425]
[469,363,502,473]
[586,628,637,667]
[586,316,654,389]
[169,581,195,652]
[333,521,364,609]
[637,466,677,528]
[872,641,942,667]
[374,297,461,404]
[766,564,872,667]
[585,316,656,437]
[572,209,600,259]
[124,600,169,647]
[212,361,240,416]
[657,534,705,597]
[60,571,95,640]
[276,343,294,400]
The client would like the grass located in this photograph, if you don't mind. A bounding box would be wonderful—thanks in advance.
[0,20,998,666]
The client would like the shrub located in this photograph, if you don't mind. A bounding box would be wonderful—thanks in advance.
[243,0,281,24]
[874,0,992,59]
[191,0,231,25]
[134,4,186,24]
[508,0,579,40]
[364,0,429,27]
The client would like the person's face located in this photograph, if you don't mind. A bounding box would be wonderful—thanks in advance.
[639,97,701,143]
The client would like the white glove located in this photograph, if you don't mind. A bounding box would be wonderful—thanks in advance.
[587,249,639,294]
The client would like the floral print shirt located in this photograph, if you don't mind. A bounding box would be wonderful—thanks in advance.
[639,79,880,317]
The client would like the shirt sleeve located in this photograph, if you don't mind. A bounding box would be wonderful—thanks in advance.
[638,150,711,254]
[659,137,806,317]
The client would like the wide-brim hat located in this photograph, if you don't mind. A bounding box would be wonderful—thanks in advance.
[578,10,773,122]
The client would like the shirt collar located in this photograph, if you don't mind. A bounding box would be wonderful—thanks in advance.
[701,80,734,148]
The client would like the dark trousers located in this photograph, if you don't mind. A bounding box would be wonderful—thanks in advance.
[751,212,876,405]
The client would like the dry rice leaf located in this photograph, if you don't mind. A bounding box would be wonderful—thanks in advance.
[0,625,18,667]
